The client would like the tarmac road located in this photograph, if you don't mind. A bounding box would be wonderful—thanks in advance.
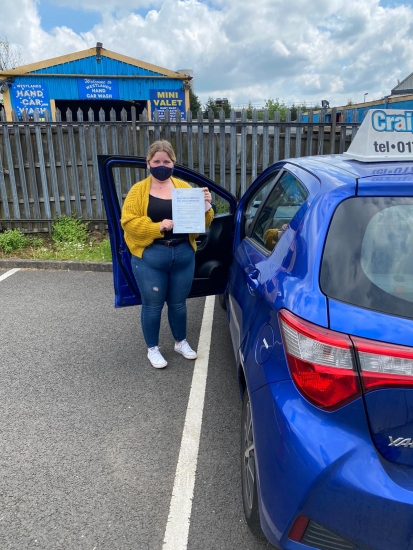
[0,267,274,550]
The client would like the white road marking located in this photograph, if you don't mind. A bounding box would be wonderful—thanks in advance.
[0,268,20,282]
[162,295,215,550]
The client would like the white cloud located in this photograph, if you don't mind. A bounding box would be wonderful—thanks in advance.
[1,0,413,107]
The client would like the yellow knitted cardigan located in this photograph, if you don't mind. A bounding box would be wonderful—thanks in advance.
[121,175,215,258]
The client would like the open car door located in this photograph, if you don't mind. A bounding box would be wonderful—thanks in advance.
[98,156,237,307]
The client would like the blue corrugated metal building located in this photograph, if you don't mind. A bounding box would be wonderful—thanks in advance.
[302,71,413,123]
[0,43,191,121]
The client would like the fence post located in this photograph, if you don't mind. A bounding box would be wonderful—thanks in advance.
[187,109,194,170]
[1,108,20,221]
[306,109,314,156]
[176,109,183,165]
[230,109,237,196]
[131,106,140,183]
[66,108,82,216]
[33,109,52,222]
[208,109,215,181]
[44,109,61,218]
[77,108,93,218]
[240,109,247,195]
[0,110,11,223]
[317,109,325,155]
[88,108,103,220]
[262,109,269,171]
[23,109,42,223]
[11,109,31,225]
[273,109,280,162]
[285,109,291,159]
[219,108,226,189]
[330,107,337,154]
[55,108,72,217]
[295,108,302,158]
[197,110,204,175]
[251,109,258,181]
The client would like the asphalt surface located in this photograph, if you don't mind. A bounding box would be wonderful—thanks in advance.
[0,265,274,550]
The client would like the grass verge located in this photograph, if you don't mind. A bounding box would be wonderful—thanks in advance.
[0,218,112,262]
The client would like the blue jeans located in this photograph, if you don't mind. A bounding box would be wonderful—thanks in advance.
[131,242,195,348]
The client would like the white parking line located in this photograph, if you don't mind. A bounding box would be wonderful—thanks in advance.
[0,268,20,282]
[162,295,215,550]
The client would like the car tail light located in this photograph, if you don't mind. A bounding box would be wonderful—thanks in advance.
[279,310,361,411]
[289,515,309,542]
[352,336,413,393]
[289,516,358,549]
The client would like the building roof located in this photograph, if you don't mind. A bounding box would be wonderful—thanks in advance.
[0,45,188,80]
[391,71,413,95]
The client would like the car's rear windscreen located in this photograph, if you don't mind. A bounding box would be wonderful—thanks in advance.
[320,196,413,320]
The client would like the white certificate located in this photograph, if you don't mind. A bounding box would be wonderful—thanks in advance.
[172,188,205,233]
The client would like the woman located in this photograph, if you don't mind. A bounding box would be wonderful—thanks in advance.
[121,140,214,369]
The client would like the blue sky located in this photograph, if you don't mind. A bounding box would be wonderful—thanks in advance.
[37,1,101,33]
[2,0,413,107]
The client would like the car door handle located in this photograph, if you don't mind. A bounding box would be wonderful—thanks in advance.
[246,268,260,290]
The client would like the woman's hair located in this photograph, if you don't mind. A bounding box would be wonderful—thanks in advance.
[146,140,176,162]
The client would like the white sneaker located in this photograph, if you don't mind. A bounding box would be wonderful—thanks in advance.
[147,346,168,368]
[174,339,198,360]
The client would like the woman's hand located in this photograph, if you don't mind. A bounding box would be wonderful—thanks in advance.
[202,187,212,203]
[160,219,174,232]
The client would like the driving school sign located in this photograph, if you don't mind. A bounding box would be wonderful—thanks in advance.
[344,109,413,162]
[150,90,186,121]
[12,83,50,117]
[77,78,119,100]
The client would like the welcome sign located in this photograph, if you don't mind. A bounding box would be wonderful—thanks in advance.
[150,90,186,121]
[78,78,119,100]
[344,109,413,162]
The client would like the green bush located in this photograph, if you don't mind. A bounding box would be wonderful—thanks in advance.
[0,229,30,252]
[52,215,88,245]
[215,200,230,214]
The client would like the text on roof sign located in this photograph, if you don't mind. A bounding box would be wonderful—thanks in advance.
[372,110,413,133]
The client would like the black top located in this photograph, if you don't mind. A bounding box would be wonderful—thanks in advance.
[147,195,187,240]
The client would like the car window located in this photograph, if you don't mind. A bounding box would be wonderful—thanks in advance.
[321,197,413,319]
[249,171,308,252]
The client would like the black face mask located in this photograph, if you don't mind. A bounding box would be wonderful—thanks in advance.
[149,165,174,181]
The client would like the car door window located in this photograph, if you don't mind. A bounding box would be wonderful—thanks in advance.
[249,171,308,252]
[243,171,281,234]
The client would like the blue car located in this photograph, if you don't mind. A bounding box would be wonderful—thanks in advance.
[98,110,413,550]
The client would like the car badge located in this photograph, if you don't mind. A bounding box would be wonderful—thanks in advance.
[388,436,413,448]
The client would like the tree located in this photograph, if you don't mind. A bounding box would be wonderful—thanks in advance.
[203,96,232,119]
[189,88,202,117]
[0,36,24,71]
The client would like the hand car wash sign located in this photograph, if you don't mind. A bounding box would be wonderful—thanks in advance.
[12,83,50,117]
[150,90,186,121]
[78,78,119,99]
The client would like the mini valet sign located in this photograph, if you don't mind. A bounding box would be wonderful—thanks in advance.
[150,90,186,121]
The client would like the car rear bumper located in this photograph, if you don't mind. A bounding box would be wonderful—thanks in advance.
[250,380,413,550]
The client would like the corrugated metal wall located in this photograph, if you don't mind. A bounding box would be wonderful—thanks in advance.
[8,54,186,102]
[31,55,165,76]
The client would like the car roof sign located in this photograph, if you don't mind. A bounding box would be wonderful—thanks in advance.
[344,109,413,163]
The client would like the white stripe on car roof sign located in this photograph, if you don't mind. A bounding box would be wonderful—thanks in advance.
[344,109,413,163]
[0,268,20,282]
[162,295,215,550]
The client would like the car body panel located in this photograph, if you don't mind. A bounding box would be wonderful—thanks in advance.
[251,379,413,550]
[228,163,326,363]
